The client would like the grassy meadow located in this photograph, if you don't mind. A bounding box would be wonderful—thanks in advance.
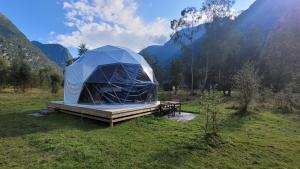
[0,89,299,169]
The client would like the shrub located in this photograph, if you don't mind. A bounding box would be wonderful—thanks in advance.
[201,92,221,135]
[10,59,32,92]
[233,62,260,114]
[50,73,61,94]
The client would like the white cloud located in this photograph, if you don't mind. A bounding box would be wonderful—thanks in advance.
[49,31,56,35]
[52,0,171,52]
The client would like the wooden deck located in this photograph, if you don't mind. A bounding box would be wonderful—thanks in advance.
[48,101,181,126]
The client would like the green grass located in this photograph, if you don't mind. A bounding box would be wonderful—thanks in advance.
[0,89,299,169]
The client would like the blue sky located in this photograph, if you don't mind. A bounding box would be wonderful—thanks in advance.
[0,0,255,56]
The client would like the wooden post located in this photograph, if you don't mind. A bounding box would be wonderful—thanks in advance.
[110,120,114,127]
[159,104,162,116]
[179,103,181,115]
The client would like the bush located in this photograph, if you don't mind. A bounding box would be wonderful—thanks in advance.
[38,67,52,88]
[259,88,274,102]
[10,59,32,92]
[50,73,62,94]
[275,88,299,114]
[233,62,260,114]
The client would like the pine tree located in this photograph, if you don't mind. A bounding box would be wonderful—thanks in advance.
[78,43,88,57]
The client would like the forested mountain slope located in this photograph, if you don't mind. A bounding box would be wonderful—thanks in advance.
[0,13,60,71]
[235,0,300,90]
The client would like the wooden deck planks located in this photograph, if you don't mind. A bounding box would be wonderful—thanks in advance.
[48,102,112,118]
[48,101,165,126]
[47,101,181,126]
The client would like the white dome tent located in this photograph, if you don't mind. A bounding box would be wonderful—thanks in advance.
[64,45,159,106]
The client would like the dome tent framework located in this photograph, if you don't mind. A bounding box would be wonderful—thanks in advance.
[79,63,158,104]
[48,46,183,127]
[64,45,158,105]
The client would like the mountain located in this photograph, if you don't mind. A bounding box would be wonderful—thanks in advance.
[141,0,300,90]
[32,41,73,68]
[234,0,300,89]
[0,13,60,71]
[238,0,300,57]
[140,25,206,65]
[196,0,300,91]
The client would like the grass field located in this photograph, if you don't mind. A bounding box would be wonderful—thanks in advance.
[0,89,299,169]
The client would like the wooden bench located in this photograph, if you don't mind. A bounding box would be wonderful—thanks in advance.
[159,101,181,116]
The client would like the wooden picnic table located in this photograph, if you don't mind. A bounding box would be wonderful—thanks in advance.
[159,101,181,116]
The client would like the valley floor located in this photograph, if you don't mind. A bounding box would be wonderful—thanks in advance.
[0,89,299,169]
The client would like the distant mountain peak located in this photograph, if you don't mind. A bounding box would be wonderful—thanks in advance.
[139,25,206,65]
[32,41,73,69]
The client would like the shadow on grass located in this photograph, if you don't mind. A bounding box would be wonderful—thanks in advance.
[220,111,257,132]
[0,110,107,138]
[144,113,253,168]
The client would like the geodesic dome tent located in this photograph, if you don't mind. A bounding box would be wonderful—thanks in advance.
[64,45,158,105]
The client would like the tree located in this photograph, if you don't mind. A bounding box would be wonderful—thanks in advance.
[275,89,295,114]
[78,43,88,57]
[171,0,237,95]
[200,18,242,95]
[38,67,52,88]
[203,93,221,135]
[233,62,260,114]
[29,71,39,89]
[170,58,183,95]
[18,60,32,92]
[9,60,20,91]
[274,68,300,114]
[0,58,9,91]
[201,0,236,20]
[50,73,61,94]
[291,71,300,94]
[201,92,224,148]
[10,59,32,92]
[171,7,202,95]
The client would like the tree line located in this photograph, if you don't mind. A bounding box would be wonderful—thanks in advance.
[0,57,62,93]
[0,43,89,93]
[145,0,300,114]
[149,0,299,96]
